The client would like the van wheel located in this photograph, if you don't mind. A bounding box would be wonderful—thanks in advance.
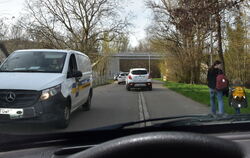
[56,105,70,129]
[82,90,92,111]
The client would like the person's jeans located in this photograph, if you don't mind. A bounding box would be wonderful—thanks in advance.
[209,88,224,114]
[235,108,241,114]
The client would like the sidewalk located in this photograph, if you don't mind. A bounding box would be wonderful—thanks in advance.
[143,80,210,117]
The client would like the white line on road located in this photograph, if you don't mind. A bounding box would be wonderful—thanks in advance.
[138,92,152,127]
[138,92,145,127]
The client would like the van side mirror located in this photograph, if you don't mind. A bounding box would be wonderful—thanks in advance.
[73,71,82,78]
[68,70,82,78]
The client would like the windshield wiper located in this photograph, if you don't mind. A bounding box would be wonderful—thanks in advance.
[151,114,250,127]
[90,114,250,130]
[89,114,212,130]
[0,70,56,73]
[14,70,46,72]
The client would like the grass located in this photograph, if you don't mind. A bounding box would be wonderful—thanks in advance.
[153,78,162,81]
[160,80,250,114]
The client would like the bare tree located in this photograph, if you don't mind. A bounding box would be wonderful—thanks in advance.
[225,10,250,84]
[212,0,246,72]
[147,0,214,83]
[0,18,9,57]
[0,42,9,57]
[21,0,131,55]
[0,18,8,41]
[146,0,247,83]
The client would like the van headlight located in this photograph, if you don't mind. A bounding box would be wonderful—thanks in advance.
[40,85,61,101]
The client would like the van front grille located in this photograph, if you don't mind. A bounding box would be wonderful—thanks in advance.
[0,90,41,108]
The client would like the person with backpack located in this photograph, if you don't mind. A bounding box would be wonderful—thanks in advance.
[207,60,228,115]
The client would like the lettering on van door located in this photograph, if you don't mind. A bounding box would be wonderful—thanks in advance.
[71,80,80,97]
[71,78,91,97]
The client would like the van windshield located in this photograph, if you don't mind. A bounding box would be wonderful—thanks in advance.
[0,51,67,73]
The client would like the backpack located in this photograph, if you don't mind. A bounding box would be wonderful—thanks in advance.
[216,74,229,91]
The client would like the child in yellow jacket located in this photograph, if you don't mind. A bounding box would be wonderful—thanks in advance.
[229,79,248,114]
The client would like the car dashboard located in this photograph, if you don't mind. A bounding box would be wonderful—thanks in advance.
[1,123,250,158]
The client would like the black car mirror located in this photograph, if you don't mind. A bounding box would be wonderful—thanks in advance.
[73,70,83,78]
[68,70,82,78]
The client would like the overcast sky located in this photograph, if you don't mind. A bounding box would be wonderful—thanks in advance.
[0,0,152,47]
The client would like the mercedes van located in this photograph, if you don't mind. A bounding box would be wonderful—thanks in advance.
[0,49,93,128]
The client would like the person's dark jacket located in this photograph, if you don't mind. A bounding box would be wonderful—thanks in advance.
[207,68,223,89]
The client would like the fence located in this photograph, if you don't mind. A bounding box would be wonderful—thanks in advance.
[92,71,110,87]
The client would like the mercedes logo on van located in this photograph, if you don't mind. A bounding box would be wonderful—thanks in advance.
[6,92,16,103]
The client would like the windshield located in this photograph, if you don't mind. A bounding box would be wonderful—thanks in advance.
[0,51,66,73]
[0,0,249,138]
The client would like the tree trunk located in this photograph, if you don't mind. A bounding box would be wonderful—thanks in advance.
[0,42,9,57]
[216,12,225,73]
[195,61,201,84]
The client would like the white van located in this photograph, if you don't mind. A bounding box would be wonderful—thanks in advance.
[0,49,93,128]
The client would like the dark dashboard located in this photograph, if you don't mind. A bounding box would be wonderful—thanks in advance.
[1,123,250,158]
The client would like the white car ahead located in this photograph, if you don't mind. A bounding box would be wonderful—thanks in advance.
[117,72,128,84]
[126,68,152,91]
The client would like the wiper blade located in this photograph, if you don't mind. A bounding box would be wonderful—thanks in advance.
[90,114,212,130]
[154,114,250,127]
[13,70,46,72]
[90,114,250,131]
[229,114,250,123]
[0,70,53,73]
[0,70,13,72]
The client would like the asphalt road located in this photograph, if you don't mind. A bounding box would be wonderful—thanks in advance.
[0,81,209,134]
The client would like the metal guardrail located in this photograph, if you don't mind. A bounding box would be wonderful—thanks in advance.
[93,76,109,87]
[92,71,109,87]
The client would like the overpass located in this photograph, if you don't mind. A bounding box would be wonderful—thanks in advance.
[107,52,165,78]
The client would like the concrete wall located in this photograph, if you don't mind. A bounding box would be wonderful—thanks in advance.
[120,59,161,78]
[107,56,162,78]
[107,56,120,79]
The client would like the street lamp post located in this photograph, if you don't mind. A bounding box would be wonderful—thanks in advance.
[148,53,151,73]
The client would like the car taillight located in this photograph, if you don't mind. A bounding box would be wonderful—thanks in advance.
[128,75,132,80]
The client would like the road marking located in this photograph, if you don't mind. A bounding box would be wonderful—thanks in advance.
[140,92,152,126]
[138,93,145,127]
[138,92,152,127]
